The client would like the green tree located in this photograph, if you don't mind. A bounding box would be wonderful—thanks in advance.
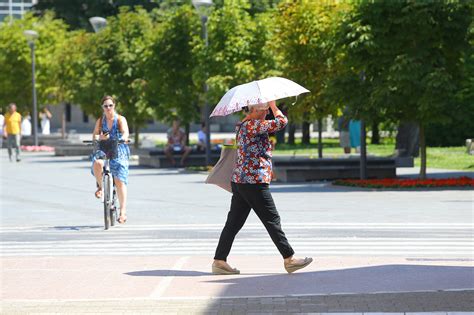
[330,1,472,178]
[69,7,155,147]
[0,12,69,113]
[146,4,201,127]
[273,1,348,154]
[426,7,474,147]
[195,0,279,121]
[213,0,281,16]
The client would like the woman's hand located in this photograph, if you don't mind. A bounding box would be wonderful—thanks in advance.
[269,100,283,117]
[99,133,110,141]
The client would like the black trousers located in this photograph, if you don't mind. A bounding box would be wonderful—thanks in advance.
[214,182,295,261]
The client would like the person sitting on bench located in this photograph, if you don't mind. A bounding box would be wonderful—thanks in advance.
[165,119,192,167]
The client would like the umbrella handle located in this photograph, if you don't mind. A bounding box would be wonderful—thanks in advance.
[291,95,299,106]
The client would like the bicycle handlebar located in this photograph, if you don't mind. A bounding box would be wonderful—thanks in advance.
[83,139,130,145]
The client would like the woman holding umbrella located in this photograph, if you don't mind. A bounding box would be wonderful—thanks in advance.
[212,99,313,275]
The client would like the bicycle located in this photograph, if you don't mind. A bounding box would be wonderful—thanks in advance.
[85,138,128,230]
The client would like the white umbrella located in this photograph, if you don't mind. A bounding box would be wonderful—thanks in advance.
[210,77,310,117]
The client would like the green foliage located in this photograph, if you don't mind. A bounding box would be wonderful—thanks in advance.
[212,0,281,16]
[273,1,349,122]
[0,12,69,113]
[67,7,156,131]
[425,6,474,147]
[2,0,472,156]
[331,1,472,126]
[146,4,201,124]
[198,0,279,109]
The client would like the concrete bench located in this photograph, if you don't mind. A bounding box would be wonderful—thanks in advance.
[138,148,221,168]
[273,156,398,182]
[55,144,139,157]
[55,144,94,157]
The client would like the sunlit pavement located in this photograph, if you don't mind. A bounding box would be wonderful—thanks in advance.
[1,151,473,313]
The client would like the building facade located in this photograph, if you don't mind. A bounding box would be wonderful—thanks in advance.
[46,103,241,134]
[0,0,37,22]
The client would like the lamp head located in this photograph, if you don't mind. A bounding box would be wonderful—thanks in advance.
[89,17,107,33]
[23,30,39,43]
[192,0,213,18]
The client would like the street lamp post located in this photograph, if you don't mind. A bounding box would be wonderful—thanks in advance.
[359,71,367,180]
[192,0,213,166]
[24,30,39,147]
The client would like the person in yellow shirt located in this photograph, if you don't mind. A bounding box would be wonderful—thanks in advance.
[3,103,22,162]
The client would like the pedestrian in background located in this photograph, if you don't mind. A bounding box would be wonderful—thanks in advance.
[40,107,52,135]
[349,119,361,153]
[212,100,313,275]
[21,112,32,137]
[0,108,4,150]
[338,114,351,154]
[3,103,22,162]
[197,122,208,152]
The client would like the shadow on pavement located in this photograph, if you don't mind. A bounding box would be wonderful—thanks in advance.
[203,264,474,297]
[129,169,203,177]
[31,158,86,163]
[125,270,211,277]
[49,225,103,231]
[270,182,473,193]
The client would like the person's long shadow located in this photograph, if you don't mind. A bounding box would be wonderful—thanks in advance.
[202,264,474,296]
[125,270,275,277]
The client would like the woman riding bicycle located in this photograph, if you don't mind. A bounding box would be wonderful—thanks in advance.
[91,95,130,224]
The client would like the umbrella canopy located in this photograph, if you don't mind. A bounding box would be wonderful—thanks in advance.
[210,77,310,117]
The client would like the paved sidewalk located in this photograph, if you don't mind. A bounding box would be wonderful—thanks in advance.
[3,291,473,314]
[1,152,472,314]
[2,256,473,313]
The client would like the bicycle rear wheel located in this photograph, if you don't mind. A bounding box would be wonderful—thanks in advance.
[103,174,111,230]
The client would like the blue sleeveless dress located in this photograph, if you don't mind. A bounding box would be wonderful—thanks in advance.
[91,114,130,185]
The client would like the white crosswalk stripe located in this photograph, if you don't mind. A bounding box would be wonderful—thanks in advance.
[1,223,473,258]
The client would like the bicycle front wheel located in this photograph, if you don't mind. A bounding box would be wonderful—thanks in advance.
[110,187,117,227]
[103,174,111,230]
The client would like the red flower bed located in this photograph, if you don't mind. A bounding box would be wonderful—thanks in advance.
[333,177,474,188]
[20,145,55,152]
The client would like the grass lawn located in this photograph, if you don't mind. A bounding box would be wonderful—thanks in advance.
[413,146,474,171]
[273,138,473,171]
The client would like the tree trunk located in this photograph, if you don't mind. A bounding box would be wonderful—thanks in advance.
[302,121,310,145]
[61,102,66,139]
[419,123,427,179]
[288,123,296,145]
[371,121,380,144]
[134,125,140,149]
[318,118,323,158]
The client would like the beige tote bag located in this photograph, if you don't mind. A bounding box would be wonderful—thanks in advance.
[205,144,237,193]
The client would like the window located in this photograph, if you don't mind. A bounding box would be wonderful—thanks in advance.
[65,103,71,122]
[83,111,89,123]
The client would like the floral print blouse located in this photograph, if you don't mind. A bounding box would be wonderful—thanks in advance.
[231,115,288,184]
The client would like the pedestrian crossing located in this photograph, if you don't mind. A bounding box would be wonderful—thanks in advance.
[1,223,472,258]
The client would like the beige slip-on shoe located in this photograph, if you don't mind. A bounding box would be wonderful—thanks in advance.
[212,264,240,275]
[284,257,313,274]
